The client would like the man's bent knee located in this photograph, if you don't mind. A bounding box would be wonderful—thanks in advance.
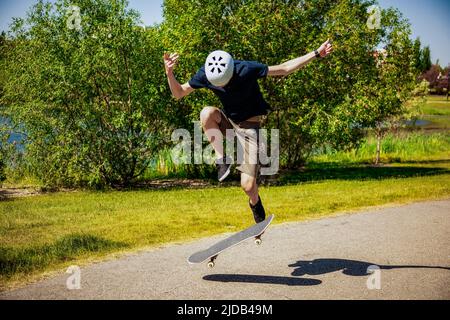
[200,107,220,126]
[241,178,257,194]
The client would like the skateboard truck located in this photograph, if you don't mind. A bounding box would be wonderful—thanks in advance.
[254,229,267,245]
[208,255,218,268]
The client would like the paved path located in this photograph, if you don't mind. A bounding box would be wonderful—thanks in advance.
[2,199,450,300]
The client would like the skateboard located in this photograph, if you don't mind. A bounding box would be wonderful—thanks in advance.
[188,215,274,268]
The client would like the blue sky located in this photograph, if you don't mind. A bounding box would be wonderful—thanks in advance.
[1,0,449,66]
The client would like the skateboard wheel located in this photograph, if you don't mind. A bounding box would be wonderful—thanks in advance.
[208,261,215,268]
[255,238,262,245]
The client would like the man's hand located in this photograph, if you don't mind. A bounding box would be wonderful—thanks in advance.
[163,52,179,74]
[163,52,194,100]
[317,39,333,58]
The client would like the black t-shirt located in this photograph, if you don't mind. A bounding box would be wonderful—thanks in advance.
[188,60,270,122]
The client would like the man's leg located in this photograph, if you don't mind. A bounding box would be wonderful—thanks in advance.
[241,172,259,205]
[241,172,266,223]
[200,107,232,181]
[199,107,224,159]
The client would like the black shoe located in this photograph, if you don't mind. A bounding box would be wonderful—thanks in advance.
[250,196,266,224]
[215,156,232,182]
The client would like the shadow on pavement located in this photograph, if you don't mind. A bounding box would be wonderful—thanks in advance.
[202,274,321,286]
[289,258,450,277]
[203,258,450,286]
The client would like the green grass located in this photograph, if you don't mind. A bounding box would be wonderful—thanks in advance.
[416,95,450,131]
[421,115,450,131]
[420,103,450,116]
[310,132,450,165]
[426,95,450,102]
[399,95,450,133]
[1,161,450,289]
[278,160,450,184]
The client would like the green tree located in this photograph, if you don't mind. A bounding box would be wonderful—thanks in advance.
[421,46,432,72]
[1,0,173,188]
[412,37,422,72]
[412,38,433,74]
[354,8,417,164]
[161,0,416,167]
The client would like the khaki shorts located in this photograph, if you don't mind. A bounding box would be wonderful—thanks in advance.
[218,110,263,178]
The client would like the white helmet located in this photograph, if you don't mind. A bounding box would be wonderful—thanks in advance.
[205,50,234,87]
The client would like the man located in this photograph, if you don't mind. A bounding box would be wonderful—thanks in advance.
[164,40,333,223]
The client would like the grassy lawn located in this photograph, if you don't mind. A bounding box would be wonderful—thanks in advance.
[309,132,450,165]
[421,104,450,116]
[417,95,450,131]
[426,95,450,102]
[421,115,450,131]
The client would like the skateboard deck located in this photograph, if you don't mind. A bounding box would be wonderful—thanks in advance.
[188,215,274,267]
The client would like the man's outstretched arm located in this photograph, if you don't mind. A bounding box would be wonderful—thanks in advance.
[268,39,333,77]
[164,53,194,100]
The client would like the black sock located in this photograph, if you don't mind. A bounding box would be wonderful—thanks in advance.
[250,196,266,223]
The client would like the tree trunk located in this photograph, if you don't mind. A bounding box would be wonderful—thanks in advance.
[375,131,382,165]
